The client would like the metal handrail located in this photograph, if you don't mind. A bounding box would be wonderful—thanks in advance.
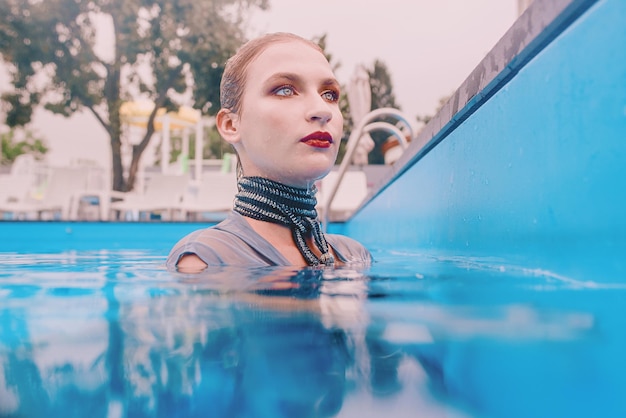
[321,107,414,230]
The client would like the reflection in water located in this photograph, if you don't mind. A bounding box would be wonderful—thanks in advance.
[0,250,620,418]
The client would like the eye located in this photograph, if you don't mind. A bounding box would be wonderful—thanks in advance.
[321,89,339,103]
[274,85,296,97]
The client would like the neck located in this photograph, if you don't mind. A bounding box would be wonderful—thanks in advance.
[233,176,334,266]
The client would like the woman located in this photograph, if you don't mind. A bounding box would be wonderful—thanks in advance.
[167,32,371,272]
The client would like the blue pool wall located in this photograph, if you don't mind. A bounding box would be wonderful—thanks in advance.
[0,222,206,253]
[342,0,625,272]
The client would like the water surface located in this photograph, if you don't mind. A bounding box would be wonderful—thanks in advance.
[1,233,624,418]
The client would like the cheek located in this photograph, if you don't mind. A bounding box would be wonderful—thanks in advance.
[248,105,290,135]
[243,125,291,164]
[332,113,344,137]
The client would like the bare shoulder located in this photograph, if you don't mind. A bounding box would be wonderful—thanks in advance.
[176,253,208,273]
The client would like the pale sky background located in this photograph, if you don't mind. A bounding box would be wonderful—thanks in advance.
[1,0,519,168]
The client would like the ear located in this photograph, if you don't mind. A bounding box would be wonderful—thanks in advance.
[216,109,241,145]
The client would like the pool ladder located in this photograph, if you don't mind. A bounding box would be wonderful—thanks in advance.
[321,107,415,230]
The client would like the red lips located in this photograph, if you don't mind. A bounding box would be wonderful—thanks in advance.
[300,131,334,148]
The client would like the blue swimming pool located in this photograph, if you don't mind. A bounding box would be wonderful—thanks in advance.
[1,222,625,418]
[3,0,626,416]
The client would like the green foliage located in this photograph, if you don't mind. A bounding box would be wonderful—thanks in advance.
[0,128,48,165]
[0,0,268,190]
[369,59,400,111]
[367,59,400,164]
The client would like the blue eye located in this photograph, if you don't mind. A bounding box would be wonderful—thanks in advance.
[322,90,339,102]
[274,85,295,96]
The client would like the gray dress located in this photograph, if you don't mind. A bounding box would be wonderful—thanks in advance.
[166,211,371,269]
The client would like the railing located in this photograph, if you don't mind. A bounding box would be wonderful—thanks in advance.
[321,107,415,230]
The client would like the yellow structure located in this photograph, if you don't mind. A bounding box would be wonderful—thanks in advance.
[120,101,204,181]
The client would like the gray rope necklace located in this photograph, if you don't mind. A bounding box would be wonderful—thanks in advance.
[233,176,335,266]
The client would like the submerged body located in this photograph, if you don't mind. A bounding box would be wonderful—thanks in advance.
[167,211,371,269]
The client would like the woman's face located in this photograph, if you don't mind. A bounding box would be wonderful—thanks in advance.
[231,40,344,188]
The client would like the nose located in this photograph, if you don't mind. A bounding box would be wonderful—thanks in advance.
[305,96,333,125]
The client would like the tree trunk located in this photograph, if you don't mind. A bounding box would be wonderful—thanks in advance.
[110,132,125,192]
[108,96,125,191]
[124,68,179,191]
[126,140,150,192]
[125,112,157,192]
[103,51,125,191]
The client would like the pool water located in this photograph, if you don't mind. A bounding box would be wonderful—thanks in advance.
[1,223,624,418]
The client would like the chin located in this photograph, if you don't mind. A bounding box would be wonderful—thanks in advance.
[311,155,337,176]
[276,158,336,187]
[309,165,335,182]
[280,169,331,189]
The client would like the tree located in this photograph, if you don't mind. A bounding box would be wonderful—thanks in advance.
[0,0,267,191]
[0,128,48,165]
[367,59,400,164]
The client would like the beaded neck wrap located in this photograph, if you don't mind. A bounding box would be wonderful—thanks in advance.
[234,176,335,266]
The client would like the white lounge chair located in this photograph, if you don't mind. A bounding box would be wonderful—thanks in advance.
[10,154,39,176]
[67,161,117,221]
[0,166,89,220]
[317,170,369,222]
[110,173,190,221]
[0,173,34,219]
[0,155,42,218]
[178,171,237,221]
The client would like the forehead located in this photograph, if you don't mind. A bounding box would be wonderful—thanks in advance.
[246,40,334,82]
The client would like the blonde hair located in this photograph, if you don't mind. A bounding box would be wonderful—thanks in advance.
[220,32,324,114]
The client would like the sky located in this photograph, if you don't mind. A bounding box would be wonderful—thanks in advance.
[1,0,519,168]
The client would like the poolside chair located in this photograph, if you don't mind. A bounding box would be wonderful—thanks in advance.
[66,161,118,221]
[0,174,34,219]
[0,166,90,220]
[178,171,237,221]
[10,154,39,175]
[317,170,369,222]
[110,173,190,221]
[0,155,41,220]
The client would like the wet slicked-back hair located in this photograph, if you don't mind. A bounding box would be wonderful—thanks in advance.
[220,32,325,114]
